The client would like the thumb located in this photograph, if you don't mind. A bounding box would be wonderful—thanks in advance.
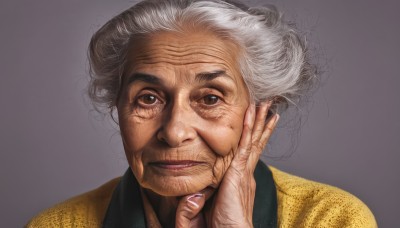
[175,193,205,228]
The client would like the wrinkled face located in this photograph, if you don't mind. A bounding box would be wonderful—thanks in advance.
[117,30,249,196]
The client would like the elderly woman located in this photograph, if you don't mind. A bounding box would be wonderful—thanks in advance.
[27,0,376,227]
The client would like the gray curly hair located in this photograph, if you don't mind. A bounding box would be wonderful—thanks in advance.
[88,0,316,116]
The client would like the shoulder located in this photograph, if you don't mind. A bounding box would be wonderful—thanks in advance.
[269,166,377,228]
[26,177,120,228]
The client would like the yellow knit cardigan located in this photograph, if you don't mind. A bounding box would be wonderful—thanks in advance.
[26,167,377,227]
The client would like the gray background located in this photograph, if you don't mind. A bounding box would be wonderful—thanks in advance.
[1,0,399,227]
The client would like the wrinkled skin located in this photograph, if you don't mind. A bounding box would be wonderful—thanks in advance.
[117,29,279,227]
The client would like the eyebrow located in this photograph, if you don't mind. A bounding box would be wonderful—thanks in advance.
[195,70,233,83]
[127,73,162,85]
[127,70,233,85]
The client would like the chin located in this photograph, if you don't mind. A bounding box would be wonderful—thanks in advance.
[141,172,214,197]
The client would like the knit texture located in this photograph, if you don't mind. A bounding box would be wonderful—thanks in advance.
[269,167,377,228]
[26,167,377,228]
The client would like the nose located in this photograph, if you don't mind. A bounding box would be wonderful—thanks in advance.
[157,102,197,147]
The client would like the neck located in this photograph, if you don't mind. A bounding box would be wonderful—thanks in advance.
[143,188,180,227]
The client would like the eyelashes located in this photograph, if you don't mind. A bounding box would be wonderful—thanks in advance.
[130,89,226,119]
[199,94,220,106]
[136,93,163,107]
[131,91,164,119]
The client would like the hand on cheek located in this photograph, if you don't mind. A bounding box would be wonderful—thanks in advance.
[175,101,280,227]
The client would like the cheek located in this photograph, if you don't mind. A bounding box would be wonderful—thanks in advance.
[118,108,160,181]
[199,110,244,156]
[197,108,245,186]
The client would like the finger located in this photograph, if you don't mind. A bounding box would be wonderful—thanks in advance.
[251,101,272,142]
[244,101,272,171]
[175,193,206,228]
[200,187,215,201]
[248,114,279,169]
[233,104,256,165]
[260,114,279,146]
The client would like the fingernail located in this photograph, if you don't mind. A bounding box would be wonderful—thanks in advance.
[187,194,203,209]
[274,114,280,125]
[245,106,253,125]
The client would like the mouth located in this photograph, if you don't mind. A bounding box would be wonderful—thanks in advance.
[149,160,205,170]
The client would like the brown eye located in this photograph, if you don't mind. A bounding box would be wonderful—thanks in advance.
[139,94,157,105]
[203,94,219,105]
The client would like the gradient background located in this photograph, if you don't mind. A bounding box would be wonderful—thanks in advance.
[1,0,399,227]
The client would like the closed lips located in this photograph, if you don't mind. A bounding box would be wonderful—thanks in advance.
[149,161,205,169]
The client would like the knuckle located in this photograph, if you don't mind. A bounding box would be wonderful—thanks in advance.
[256,141,266,151]
[253,128,263,136]
[265,125,274,132]
[251,141,264,153]
[243,123,251,130]
[238,154,248,162]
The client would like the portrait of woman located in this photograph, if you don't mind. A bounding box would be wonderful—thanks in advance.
[1,0,398,227]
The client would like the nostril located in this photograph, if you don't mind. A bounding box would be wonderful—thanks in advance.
[157,127,181,147]
[156,129,167,143]
[156,123,196,148]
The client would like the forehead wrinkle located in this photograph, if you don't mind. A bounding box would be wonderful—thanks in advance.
[127,31,245,94]
[135,45,231,58]
[152,42,231,54]
[134,39,234,59]
[133,48,236,70]
[131,58,241,89]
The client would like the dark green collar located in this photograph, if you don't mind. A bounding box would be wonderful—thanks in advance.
[102,161,277,227]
